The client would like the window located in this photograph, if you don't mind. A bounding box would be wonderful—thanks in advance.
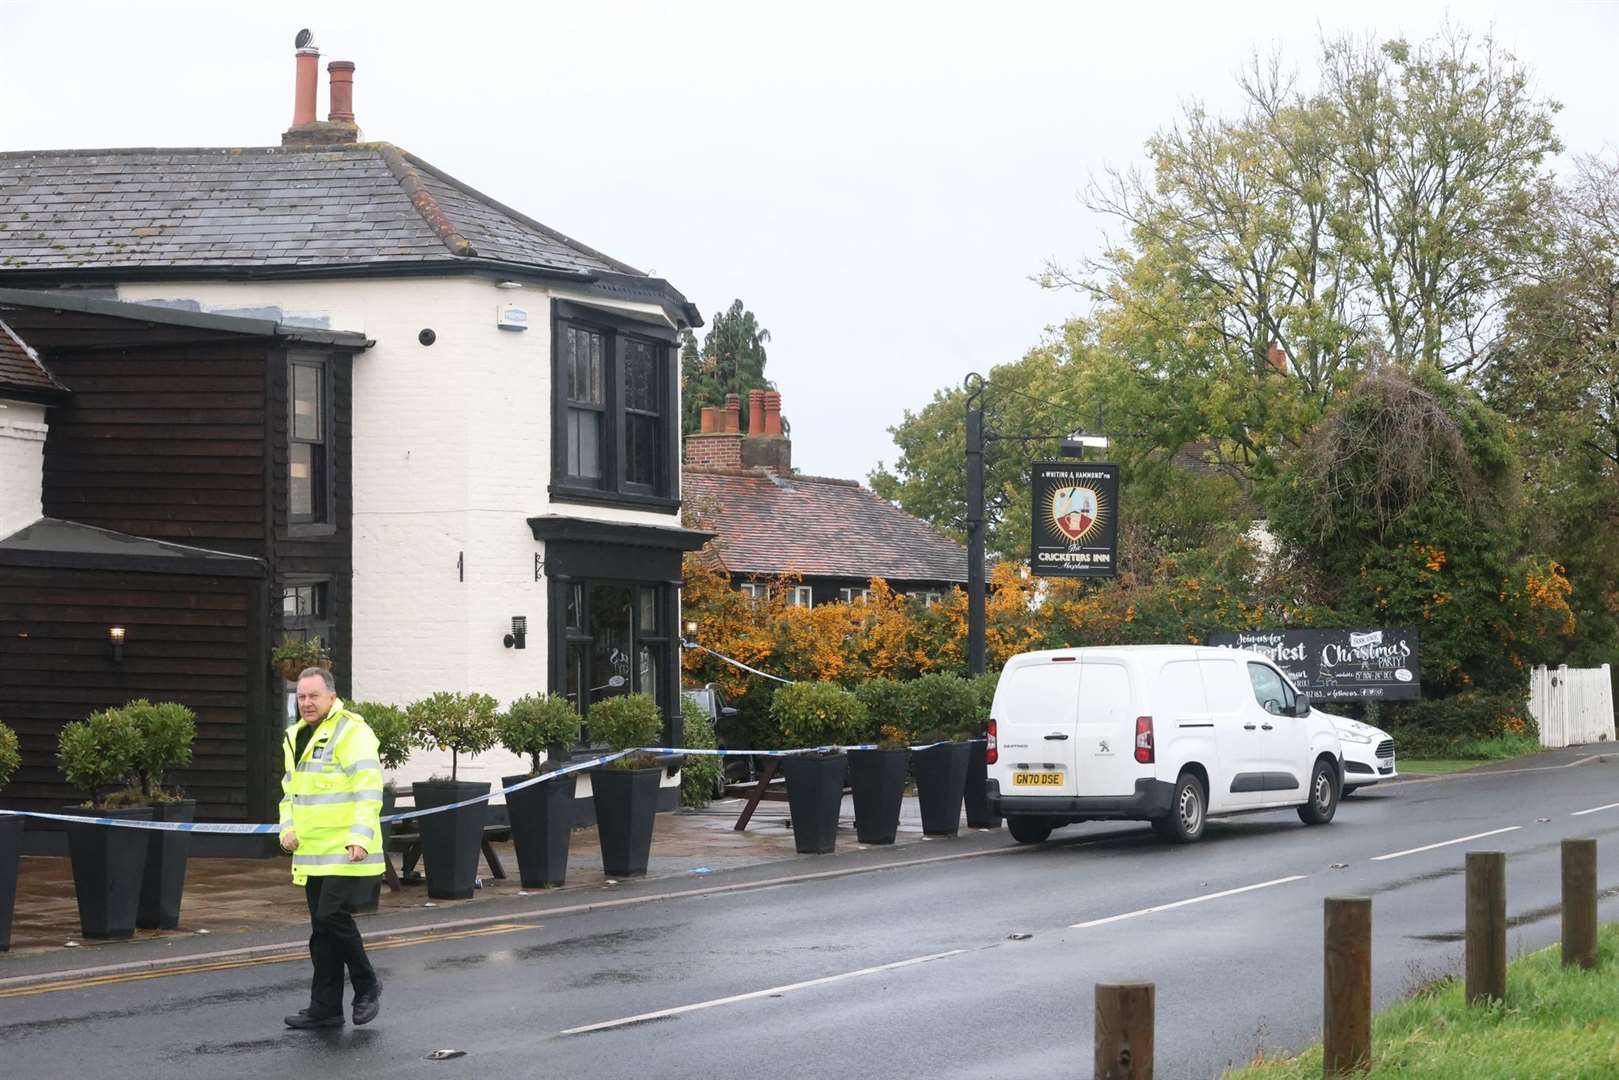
[913,591,943,608]
[788,585,813,608]
[1246,662,1296,715]
[288,356,330,524]
[551,302,678,508]
[281,579,334,716]
[837,587,872,604]
[741,582,768,603]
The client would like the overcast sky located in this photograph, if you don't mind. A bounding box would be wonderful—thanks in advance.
[2,1,1615,483]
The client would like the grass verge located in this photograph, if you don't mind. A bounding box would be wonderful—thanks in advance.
[1395,733,1544,776]
[1225,924,1619,1078]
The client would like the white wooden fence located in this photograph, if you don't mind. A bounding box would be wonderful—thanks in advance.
[1531,664,1616,748]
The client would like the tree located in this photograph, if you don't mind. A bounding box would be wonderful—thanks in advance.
[681,300,773,434]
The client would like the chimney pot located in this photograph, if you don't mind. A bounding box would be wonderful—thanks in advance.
[763,391,783,437]
[746,389,766,436]
[723,394,741,434]
[292,45,320,128]
[1267,340,1287,373]
[327,60,356,124]
[700,405,718,434]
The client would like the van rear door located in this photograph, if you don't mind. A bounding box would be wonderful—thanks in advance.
[992,657,1081,798]
[1075,660,1138,797]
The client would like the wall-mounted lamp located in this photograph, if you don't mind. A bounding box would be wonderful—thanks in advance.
[684,621,698,638]
[504,615,527,650]
[108,626,126,663]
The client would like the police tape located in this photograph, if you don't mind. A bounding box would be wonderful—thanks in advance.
[0,739,984,834]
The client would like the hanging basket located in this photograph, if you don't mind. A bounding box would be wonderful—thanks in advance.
[273,656,330,681]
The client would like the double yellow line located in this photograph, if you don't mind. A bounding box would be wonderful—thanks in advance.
[0,922,536,1000]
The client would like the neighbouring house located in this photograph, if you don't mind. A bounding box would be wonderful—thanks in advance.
[0,34,710,824]
[0,291,367,843]
[682,390,967,606]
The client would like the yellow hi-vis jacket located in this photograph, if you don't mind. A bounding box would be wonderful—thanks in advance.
[279,698,385,886]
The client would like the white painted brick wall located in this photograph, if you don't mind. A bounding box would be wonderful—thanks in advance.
[0,399,46,538]
[116,277,684,793]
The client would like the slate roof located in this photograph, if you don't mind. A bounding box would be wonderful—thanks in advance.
[0,317,67,398]
[682,467,968,585]
[0,144,642,278]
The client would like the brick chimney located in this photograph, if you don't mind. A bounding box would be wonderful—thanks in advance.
[1267,340,1288,373]
[281,31,359,146]
[742,389,791,474]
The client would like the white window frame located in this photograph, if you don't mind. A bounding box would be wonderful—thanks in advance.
[837,587,872,604]
[788,585,813,609]
[740,582,768,603]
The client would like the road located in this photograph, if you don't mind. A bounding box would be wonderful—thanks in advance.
[6,752,1619,1079]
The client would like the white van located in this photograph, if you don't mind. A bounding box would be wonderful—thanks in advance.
[985,645,1344,844]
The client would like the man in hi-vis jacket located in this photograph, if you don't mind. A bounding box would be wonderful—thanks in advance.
[279,668,384,1029]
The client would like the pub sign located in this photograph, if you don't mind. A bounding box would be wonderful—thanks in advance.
[1030,462,1119,578]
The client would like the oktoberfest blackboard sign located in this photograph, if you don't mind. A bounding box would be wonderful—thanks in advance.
[1030,462,1119,578]
[1206,628,1421,702]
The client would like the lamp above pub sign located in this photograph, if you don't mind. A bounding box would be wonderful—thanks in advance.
[1030,461,1119,578]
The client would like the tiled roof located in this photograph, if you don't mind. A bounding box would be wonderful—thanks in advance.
[0,144,637,276]
[683,467,968,585]
[0,318,66,397]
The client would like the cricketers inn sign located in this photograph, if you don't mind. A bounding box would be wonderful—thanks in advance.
[1030,462,1119,578]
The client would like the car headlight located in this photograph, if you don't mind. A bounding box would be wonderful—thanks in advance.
[1337,730,1375,744]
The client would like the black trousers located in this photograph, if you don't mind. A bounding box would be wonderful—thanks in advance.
[304,875,379,1015]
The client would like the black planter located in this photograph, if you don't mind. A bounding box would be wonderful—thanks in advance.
[412,780,491,901]
[64,805,152,939]
[0,814,20,952]
[591,766,661,877]
[963,740,1003,830]
[353,784,396,915]
[848,748,909,845]
[912,742,970,837]
[137,799,193,930]
[782,753,846,854]
[504,770,577,888]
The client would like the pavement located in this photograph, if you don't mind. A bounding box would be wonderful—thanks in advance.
[3,746,1617,1079]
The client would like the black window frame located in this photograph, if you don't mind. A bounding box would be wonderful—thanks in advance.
[551,576,676,749]
[287,353,334,527]
[280,576,335,717]
[549,300,681,513]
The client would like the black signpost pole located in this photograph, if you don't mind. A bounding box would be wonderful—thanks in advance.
[966,376,987,677]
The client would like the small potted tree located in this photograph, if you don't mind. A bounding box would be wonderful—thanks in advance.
[270,634,330,682]
[347,701,410,913]
[773,683,866,854]
[497,693,583,888]
[586,694,664,877]
[123,700,197,930]
[963,671,1003,830]
[850,679,913,845]
[907,674,978,837]
[0,721,20,951]
[407,692,499,900]
[57,706,150,938]
[678,694,725,808]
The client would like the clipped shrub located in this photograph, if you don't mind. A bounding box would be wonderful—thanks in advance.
[969,672,1001,726]
[1380,690,1538,758]
[57,707,142,807]
[588,693,664,769]
[0,721,18,791]
[499,693,582,775]
[348,701,412,772]
[679,695,724,808]
[769,682,868,751]
[121,699,196,801]
[407,691,500,782]
[906,673,981,743]
[854,678,911,744]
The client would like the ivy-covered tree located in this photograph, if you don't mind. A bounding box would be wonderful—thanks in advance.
[681,300,773,434]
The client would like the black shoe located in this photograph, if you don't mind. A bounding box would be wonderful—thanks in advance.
[285,1010,344,1030]
[352,985,381,1026]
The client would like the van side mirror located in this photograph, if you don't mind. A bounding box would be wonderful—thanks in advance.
[720,706,739,719]
[1293,694,1311,718]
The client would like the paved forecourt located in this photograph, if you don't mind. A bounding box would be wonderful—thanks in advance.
[3,751,1617,1079]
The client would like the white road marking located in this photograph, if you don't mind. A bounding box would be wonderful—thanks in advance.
[1069,876,1308,929]
[1571,801,1619,817]
[559,949,967,1035]
[1370,826,1521,861]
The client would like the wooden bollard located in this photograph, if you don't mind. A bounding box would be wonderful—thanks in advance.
[1094,982,1154,1080]
[1465,851,1507,1005]
[1323,897,1372,1076]
[1562,837,1598,969]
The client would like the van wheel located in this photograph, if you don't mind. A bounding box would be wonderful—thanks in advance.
[1298,759,1339,825]
[1151,773,1205,843]
[1007,817,1053,844]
